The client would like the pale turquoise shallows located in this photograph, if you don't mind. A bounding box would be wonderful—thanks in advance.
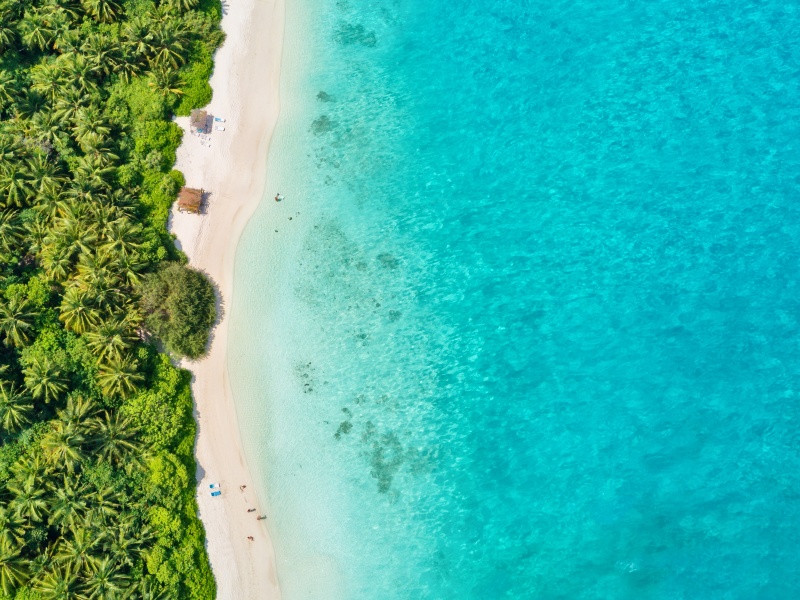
[228,0,800,597]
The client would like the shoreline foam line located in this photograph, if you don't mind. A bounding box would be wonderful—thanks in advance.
[169,0,286,596]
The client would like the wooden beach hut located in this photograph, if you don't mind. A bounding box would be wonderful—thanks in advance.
[177,187,203,214]
[190,109,209,133]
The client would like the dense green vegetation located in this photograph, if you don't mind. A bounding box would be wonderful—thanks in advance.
[0,0,224,597]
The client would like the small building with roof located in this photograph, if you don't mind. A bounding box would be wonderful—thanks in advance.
[190,109,209,133]
[177,187,203,214]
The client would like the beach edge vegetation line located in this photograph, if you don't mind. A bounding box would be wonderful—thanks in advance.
[0,0,223,598]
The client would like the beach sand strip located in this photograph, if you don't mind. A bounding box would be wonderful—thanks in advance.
[169,0,285,597]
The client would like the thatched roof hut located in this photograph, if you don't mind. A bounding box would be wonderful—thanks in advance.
[177,187,203,214]
[190,109,208,132]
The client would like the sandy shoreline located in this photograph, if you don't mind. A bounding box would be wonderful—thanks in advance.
[168,0,285,597]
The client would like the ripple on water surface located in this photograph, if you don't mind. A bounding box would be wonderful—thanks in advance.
[229,0,800,597]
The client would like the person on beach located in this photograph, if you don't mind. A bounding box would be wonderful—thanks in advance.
[240,485,246,491]
[257,515,267,520]
[247,536,254,541]
[247,508,256,513]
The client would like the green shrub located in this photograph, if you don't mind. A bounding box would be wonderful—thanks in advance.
[123,354,191,451]
[134,121,183,168]
[138,263,216,359]
[175,46,214,116]
[108,77,169,122]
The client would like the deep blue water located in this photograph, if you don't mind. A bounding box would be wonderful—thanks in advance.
[230,0,800,597]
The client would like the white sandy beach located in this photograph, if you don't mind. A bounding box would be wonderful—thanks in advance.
[169,0,285,597]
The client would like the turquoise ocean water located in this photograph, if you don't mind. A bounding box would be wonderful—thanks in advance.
[228,0,800,597]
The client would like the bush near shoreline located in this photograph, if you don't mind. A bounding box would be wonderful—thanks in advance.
[0,0,222,597]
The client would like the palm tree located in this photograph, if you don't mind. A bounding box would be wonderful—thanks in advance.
[0,15,17,56]
[41,421,86,472]
[0,134,17,164]
[55,525,98,574]
[31,63,66,104]
[33,564,83,600]
[83,557,129,599]
[81,0,124,23]
[53,87,92,126]
[91,204,131,232]
[49,479,89,534]
[41,244,74,282]
[115,253,147,287]
[56,53,101,96]
[49,0,84,23]
[105,189,138,213]
[52,26,81,55]
[93,411,141,466]
[80,134,120,165]
[87,484,120,523]
[81,142,120,169]
[0,542,28,598]
[122,15,156,62]
[60,287,100,333]
[81,32,121,78]
[0,69,17,115]
[96,356,143,399]
[163,0,200,12]
[27,153,64,196]
[0,380,33,432]
[149,21,188,69]
[29,110,65,150]
[0,507,26,549]
[64,177,103,204]
[23,357,68,402]
[86,320,136,363]
[14,90,47,120]
[148,65,184,99]
[37,5,71,45]
[58,394,99,429]
[23,212,49,255]
[0,165,34,208]
[73,155,116,191]
[72,107,111,148]
[10,454,46,488]
[0,297,37,348]
[76,252,125,309]
[51,209,98,258]
[101,518,150,569]
[130,577,168,600]
[8,478,48,524]
[117,46,144,83]
[18,11,57,52]
[82,276,124,314]
[0,210,22,257]
[101,219,143,258]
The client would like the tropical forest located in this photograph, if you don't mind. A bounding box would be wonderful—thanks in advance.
[0,0,222,597]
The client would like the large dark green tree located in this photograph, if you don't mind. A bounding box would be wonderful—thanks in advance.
[139,263,216,358]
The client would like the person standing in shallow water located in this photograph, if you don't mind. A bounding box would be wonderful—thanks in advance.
[274,193,284,202]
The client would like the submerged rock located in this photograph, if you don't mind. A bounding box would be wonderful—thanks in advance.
[377,253,399,269]
[311,115,336,135]
[334,22,378,47]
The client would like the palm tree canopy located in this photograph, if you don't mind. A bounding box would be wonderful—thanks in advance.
[0,380,33,432]
[23,357,68,402]
[0,297,37,348]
